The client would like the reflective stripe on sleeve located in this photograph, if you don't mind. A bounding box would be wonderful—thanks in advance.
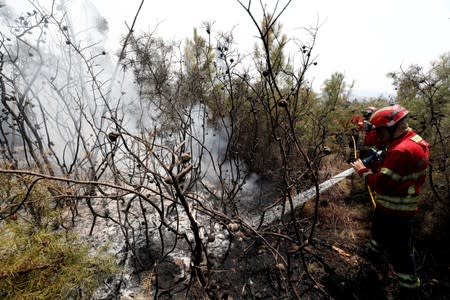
[380,167,426,181]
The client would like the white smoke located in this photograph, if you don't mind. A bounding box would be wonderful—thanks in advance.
[0,0,142,170]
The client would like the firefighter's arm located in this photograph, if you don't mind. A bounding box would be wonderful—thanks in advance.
[365,150,405,193]
[350,159,381,190]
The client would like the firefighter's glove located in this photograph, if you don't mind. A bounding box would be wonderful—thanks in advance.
[350,159,371,177]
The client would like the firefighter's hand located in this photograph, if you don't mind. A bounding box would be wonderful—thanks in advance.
[350,159,366,173]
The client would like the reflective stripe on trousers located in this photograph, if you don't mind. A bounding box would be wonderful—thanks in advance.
[369,239,384,254]
[397,272,421,289]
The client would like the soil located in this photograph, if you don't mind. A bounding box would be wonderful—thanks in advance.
[146,173,450,300]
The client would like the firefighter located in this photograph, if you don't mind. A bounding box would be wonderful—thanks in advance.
[348,106,378,160]
[363,106,377,120]
[361,106,380,154]
[350,105,429,295]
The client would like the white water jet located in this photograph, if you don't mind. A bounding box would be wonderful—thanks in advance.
[250,167,355,227]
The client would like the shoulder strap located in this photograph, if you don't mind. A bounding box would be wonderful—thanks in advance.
[410,134,429,147]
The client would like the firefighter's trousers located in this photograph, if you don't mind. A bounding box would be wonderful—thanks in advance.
[368,208,421,289]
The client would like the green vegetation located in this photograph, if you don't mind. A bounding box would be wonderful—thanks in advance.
[0,222,116,300]
[0,173,117,300]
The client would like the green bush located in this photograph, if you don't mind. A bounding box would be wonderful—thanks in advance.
[0,221,117,299]
[0,171,117,299]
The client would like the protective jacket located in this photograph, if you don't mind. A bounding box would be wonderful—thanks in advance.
[358,128,429,216]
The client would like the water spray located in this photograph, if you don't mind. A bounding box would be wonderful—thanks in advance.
[250,167,356,227]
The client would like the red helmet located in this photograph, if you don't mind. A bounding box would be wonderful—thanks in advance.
[369,104,409,129]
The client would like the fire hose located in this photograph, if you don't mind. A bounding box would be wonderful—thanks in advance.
[251,167,356,228]
[250,136,379,228]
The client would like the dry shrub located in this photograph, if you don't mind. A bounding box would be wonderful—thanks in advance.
[418,199,450,263]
